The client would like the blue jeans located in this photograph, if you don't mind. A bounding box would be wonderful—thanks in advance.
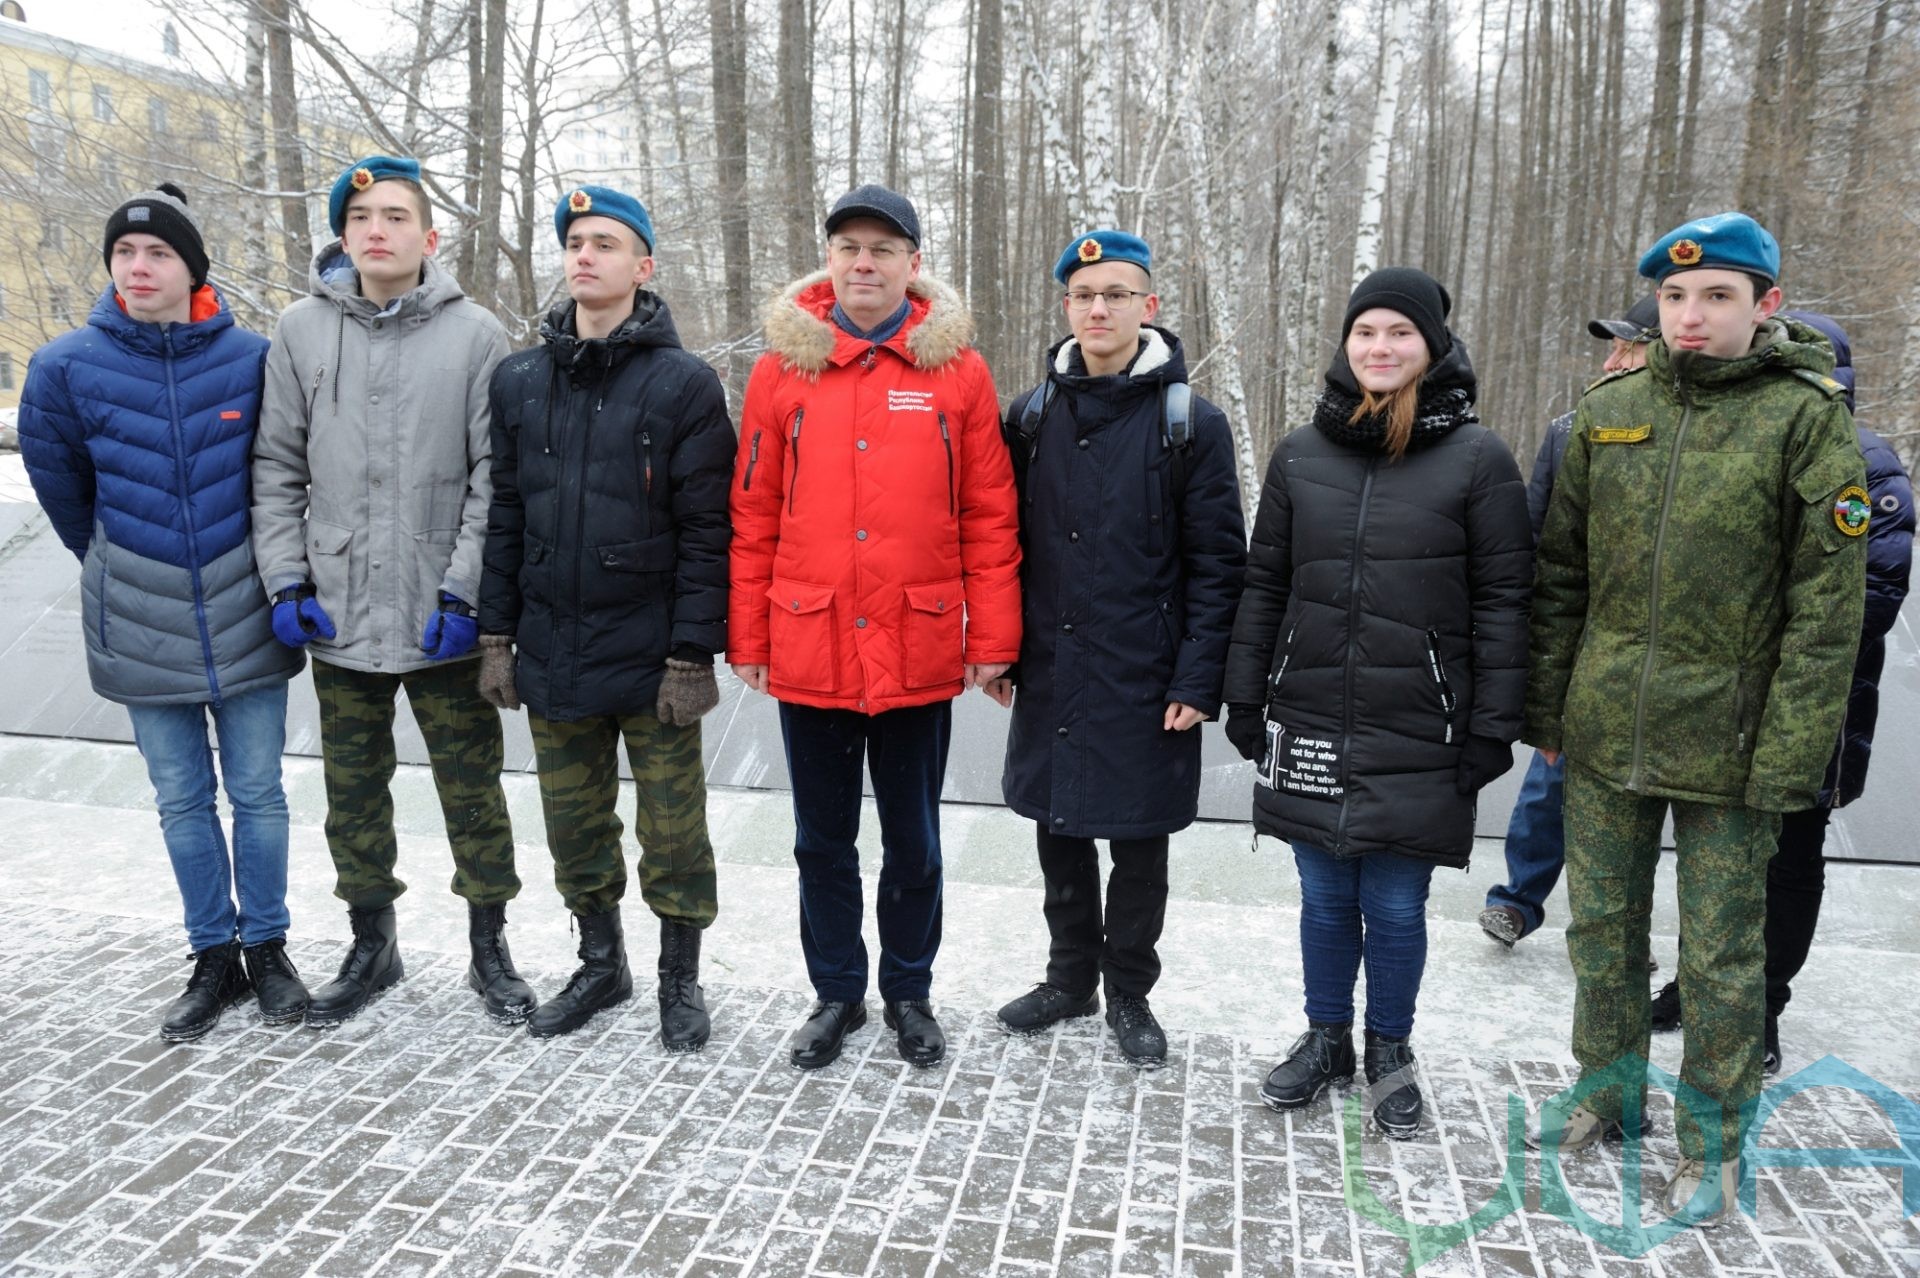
[126,682,292,952]
[1484,750,1567,935]
[1291,841,1434,1039]
[779,700,951,1002]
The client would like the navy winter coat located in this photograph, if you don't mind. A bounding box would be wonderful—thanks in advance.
[1000,328,1247,838]
[1786,312,1915,807]
[19,286,300,705]
[480,292,733,722]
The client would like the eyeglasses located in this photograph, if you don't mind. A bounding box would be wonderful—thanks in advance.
[829,239,909,263]
[1065,288,1149,311]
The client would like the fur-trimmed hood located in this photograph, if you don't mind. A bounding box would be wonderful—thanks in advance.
[761,270,976,375]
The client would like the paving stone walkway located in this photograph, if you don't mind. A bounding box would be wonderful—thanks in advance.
[0,903,1914,1277]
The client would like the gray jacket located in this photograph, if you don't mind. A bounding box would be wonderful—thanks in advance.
[251,245,509,673]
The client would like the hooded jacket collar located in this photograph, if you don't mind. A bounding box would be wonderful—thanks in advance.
[309,240,467,323]
[539,290,684,382]
[1647,316,1837,397]
[762,271,975,376]
[87,283,235,358]
[1048,325,1183,386]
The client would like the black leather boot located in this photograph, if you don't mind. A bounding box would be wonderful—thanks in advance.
[527,907,631,1039]
[162,941,252,1042]
[1259,1021,1355,1110]
[1364,1030,1423,1139]
[790,1001,867,1069]
[467,903,538,1026]
[306,906,404,1027]
[884,999,946,1067]
[657,918,710,1053]
[242,939,309,1026]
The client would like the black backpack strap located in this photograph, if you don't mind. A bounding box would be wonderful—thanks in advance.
[1006,380,1055,498]
[1162,381,1193,537]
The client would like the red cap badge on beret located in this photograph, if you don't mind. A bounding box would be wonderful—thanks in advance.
[349,168,375,192]
[569,190,592,213]
[1078,238,1103,264]
[1668,239,1703,267]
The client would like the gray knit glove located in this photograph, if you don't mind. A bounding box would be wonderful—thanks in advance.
[656,658,720,725]
[477,635,520,711]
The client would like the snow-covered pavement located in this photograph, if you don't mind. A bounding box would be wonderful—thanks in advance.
[1,735,1916,1275]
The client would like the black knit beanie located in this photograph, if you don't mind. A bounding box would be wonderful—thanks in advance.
[1341,266,1452,359]
[103,183,209,288]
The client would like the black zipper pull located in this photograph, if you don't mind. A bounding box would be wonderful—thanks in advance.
[938,411,955,515]
[787,410,805,514]
[743,429,762,491]
[641,431,653,495]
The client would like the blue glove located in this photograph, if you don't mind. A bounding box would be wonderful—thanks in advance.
[420,593,479,660]
[270,583,336,648]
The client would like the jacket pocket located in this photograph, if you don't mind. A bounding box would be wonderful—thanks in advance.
[586,532,677,608]
[742,429,763,492]
[97,558,113,652]
[1425,629,1458,745]
[307,519,354,641]
[903,578,964,689]
[768,577,838,693]
[1267,624,1298,710]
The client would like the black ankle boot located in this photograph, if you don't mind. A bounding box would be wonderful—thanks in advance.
[467,903,538,1026]
[527,907,632,1039]
[306,906,404,1027]
[162,941,252,1042]
[657,918,710,1053]
[242,939,309,1026]
[1364,1029,1422,1139]
[1260,1021,1355,1110]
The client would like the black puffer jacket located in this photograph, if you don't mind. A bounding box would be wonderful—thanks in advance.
[1223,340,1532,866]
[480,292,733,721]
[1001,327,1247,838]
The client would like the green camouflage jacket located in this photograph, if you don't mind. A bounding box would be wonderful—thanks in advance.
[1524,317,1867,811]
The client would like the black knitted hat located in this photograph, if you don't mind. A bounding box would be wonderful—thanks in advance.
[102,183,209,287]
[1341,266,1452,359]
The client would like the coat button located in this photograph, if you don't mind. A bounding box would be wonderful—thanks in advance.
[1057,726,1068,737]
[371,478,381,488]
[1053,816,1066,826]
[1069,531,1080,542]
[856,617,867,628]
[372,561,382,570]
[1062,623,1073,634]
[936,600,945,610]
[856,530,867,541]
[1078,438,1090,449]
[791,600,801,610]
[370,394,380,404]
[856,440,868,450]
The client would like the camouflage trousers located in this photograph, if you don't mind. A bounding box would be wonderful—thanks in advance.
[527,708,717,926]
[1564,762,1778,1161]
[311,657,519,909]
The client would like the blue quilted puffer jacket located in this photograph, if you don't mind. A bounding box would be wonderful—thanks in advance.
[19,285,301,705]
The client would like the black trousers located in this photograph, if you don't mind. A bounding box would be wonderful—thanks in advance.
[1764,806,1831,1017]
[1036,826,1170,999]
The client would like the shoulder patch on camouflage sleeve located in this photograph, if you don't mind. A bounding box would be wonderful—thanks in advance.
[1789,367,1848,400]
[1582,366,1645,396]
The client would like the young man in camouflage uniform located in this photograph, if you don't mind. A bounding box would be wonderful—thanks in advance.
[253,156,532,1027]
[1524,212,1867,1225]
[479,187,733,1047]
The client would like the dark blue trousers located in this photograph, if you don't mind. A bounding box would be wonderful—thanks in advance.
[779,699,952,1002]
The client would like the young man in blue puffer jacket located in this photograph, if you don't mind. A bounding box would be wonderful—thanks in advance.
[19,184,307,1042]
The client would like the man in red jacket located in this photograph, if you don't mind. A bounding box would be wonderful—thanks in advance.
[728,184,1022,1069]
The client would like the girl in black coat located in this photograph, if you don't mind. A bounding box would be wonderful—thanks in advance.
[1222,268,1532,1137]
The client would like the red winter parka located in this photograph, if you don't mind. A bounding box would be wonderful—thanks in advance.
[727,272,1022,713]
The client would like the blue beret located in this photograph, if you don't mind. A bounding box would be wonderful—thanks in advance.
[328,155,423,236]
[1054,230,1152,285]
[554,185,654,254]
[1638,212,1780,285]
